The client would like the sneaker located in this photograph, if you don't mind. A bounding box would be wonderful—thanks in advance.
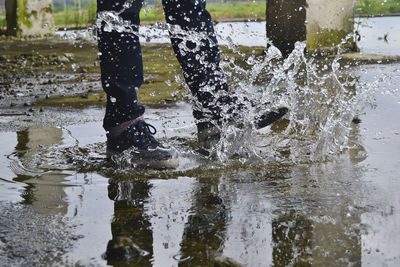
[254,106,288,129]
[197,106,288,149]
[197,121,221,150]
[107,119,179,169]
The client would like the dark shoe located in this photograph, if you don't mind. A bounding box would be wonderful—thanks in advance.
[254,106,288,129]
[240,97,289,129]
[197,105,288,149]
[107,120,179,169]
[197,121,221,149]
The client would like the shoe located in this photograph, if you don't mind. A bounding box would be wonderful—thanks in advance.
[254,106,288,129]
[107,120,179,169]
[197,121,221,150]
[197,106,288,149]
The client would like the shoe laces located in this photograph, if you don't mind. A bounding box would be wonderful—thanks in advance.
[126,120,159,150]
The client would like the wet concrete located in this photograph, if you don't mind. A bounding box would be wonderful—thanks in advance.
[0,19,400,266]
[0,63,399,265]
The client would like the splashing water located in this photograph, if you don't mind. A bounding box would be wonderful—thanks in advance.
[59,9,400,168]
[204,38,353,164]
[211,30,400,164]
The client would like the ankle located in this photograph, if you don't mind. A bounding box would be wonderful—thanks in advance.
[107,116,144,138]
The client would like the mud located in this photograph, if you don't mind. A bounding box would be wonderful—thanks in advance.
[1,35,398,110]
[0,37,186,109]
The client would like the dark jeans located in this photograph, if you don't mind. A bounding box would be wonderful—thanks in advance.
[97,0,229,130]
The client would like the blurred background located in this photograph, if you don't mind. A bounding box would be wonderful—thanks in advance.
[0,0,399,30]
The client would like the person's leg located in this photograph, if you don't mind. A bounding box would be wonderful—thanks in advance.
[161,1,288,149]
[162,0,230,124]
[97,0,178,168]
[97,0,145,130]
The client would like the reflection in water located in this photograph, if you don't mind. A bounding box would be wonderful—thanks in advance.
[105,175,228,266]
[106,178,154,265]
[2,65,380,264]
[2,93,398,265]
[5,111,368,265]
[102,137,365,266]
[272,206,361,266]
[0,127,74,265]
[13,126,69,215]
[178,177,227,266]
[145,178,195,266]
[272,212,313,266]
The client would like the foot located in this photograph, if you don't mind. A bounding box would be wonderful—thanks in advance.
[197,121,221,150]
[197,105,288,149]
[107,118,179,169]
[254,106,289,129]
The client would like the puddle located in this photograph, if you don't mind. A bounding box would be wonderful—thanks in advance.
[355,16,400,55]
[1,13,400,267]
[0,62,399,264]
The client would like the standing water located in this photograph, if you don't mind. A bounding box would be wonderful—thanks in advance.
[1,12,400,266]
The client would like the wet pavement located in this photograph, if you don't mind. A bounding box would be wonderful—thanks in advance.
[0,61,400,265]
[1,17,400,267]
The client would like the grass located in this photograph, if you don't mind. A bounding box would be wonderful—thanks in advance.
[53,1,97,28]
[139,2,266,23]
[52,1,266,28]
[0,8,5,29]
[207,2,265,20]
[0,36,262,108]
[355,0,400,14]
[140,4,165,22]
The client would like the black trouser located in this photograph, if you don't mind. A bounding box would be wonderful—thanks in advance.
[97,0,230,130]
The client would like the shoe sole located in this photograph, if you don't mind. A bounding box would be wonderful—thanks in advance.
[135,157,179,169]
[255,106,289,129]
[197,106,289,149]
[197,125,221,149]
[106,148,179,169]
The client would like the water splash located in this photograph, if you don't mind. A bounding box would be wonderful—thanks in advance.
[54,11,400,167]
[211,33,397,164]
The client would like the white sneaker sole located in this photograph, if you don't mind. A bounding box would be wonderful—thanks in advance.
[106,147,179,169]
